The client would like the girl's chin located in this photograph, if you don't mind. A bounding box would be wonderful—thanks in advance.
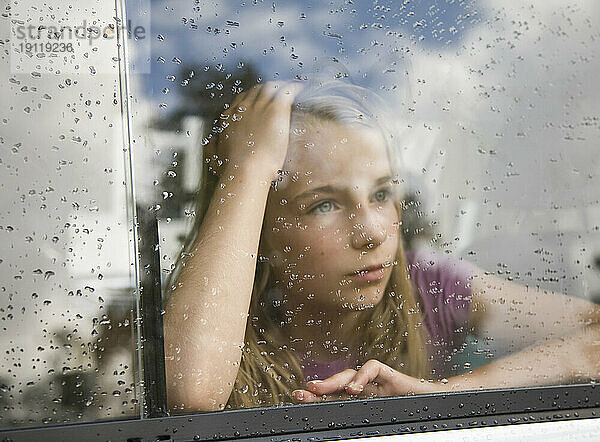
[339,290,385,311]
[341,301,377,311]
[294,284,385,312]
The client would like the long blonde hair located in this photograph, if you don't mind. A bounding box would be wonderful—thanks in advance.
[166,80,430,409]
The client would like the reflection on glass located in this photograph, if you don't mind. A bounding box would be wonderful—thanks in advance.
[140,0,600,414]
[1,0,139,429]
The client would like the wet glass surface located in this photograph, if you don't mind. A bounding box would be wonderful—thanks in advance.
[146,0,600,414]
[1,0,140,429]
[2,0,600,434]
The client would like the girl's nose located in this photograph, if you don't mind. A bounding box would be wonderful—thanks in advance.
[349,209,387,250]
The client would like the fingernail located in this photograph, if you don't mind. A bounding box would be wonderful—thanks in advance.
[293,390,304,400]
[346,382,363,392]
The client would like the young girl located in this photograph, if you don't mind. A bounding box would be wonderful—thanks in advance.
[163,80,600,412]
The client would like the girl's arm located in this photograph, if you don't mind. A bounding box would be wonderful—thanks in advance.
[290,266,599,402]
[163,82,301,412]
[447,269,600,390]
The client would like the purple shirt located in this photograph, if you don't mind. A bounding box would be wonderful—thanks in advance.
[296,248,476,381]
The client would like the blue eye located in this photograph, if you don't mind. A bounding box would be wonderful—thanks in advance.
[311,200,335,214]
[374,189,389,202]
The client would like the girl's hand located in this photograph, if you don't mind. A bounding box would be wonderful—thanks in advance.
[292,359,447,403]
[207,81,303,182]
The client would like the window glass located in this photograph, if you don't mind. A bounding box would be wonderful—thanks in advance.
[144,0,600,413]
[1,0,140,429]
[5,0,599,431]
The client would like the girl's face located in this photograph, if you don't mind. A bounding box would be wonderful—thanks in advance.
[262,119,401,313]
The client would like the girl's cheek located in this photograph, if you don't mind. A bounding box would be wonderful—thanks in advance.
[384,206,400,230]
[288,228,335,255]
[275,219,343,260]
[388,216,401,234]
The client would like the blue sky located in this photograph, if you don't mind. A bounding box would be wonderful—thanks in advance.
[129,0,482,112]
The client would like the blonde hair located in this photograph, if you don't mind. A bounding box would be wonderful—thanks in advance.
[166,80,430,410]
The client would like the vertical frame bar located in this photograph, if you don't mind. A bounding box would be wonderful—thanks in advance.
[137,205,168,418]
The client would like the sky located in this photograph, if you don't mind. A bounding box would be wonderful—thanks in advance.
[134,0,482,106]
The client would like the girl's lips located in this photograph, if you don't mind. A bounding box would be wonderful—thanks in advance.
[347,264,386,282]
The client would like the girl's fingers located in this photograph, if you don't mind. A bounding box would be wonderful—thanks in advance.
[305,369,357,395]
[347,359,398,395]
[292,389,349,404]
[255,81,303,107]
[268,81,304,106]
[229,82,261,109]
[296,360,403,403]
[226,81,301,120]
[218,82,263,138]
[292,389,320,403]
[258,81,290,103]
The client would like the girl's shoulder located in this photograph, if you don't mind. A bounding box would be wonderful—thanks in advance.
[404,246,477,300]
[404,247,477,357]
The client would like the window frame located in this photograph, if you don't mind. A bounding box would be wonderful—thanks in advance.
[2,1,600,439]
[1,384,599,440]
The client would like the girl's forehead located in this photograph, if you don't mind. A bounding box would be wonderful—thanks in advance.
[277,121,392,193]
[285,121,387,173]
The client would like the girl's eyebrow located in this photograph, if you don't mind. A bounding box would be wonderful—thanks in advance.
[292,174,393,202]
